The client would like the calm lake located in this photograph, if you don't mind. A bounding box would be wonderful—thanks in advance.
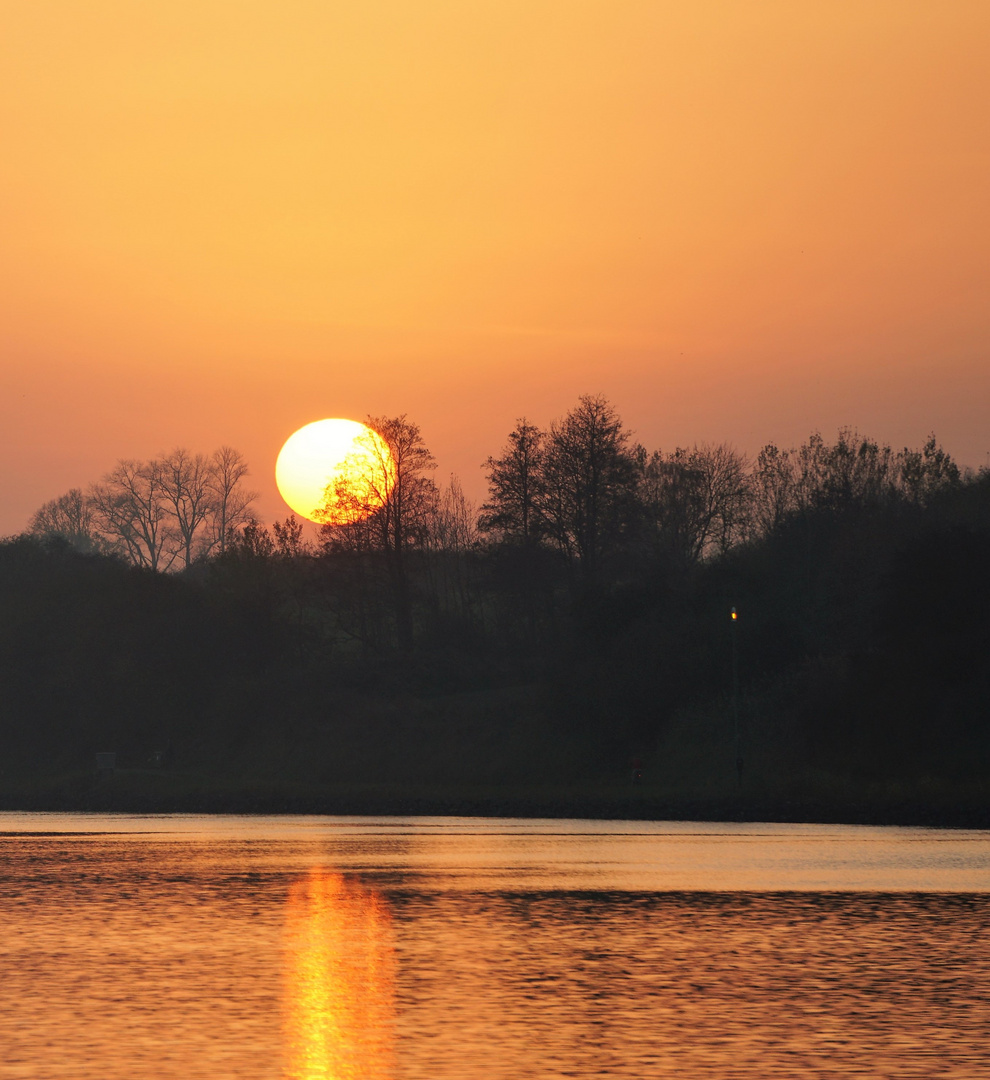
[1,814,988,1078]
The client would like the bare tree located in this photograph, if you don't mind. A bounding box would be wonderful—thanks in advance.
[160,446,258,566]
[90,459,178,571]
[638,448,707,564]
[751,443,797,536]
[27,489,106,553]
[422,475,481,627]
[159,449,214,568]
[31,446,256,571]
[696,444,751,555]
[749,430,960,534]
[207,446,257,555]
[792,430,900,514]
[640,444,751,562]
[427,475,477,555]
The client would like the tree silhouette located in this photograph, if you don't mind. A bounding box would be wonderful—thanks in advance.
[207,446,258,555]
[28,489,106,554]
[479,419,546,547]
[318,415,437,649]
[638,444,750,563]
[90,459,177,571]
[159,449,215,568]
[540,395,639,590]
[31,448,257,571]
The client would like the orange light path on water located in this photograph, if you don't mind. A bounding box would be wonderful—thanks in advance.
[282,871,396,1080]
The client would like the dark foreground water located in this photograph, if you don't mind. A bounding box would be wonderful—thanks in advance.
[1,815,988,1079]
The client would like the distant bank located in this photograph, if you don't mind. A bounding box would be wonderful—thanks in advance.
[2,772,988,829]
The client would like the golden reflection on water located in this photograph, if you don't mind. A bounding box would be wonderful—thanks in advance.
[282,870,395,1080]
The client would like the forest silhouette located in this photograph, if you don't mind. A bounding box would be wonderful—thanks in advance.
[3,398,988,822]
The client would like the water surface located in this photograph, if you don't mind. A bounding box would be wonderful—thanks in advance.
[1,814,988,1078]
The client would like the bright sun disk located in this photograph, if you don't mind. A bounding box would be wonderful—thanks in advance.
[275,418,393,524]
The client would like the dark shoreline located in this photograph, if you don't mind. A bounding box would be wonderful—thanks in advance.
[3,780,988,829]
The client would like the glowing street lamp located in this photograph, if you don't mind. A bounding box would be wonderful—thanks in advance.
[730,607,742,785]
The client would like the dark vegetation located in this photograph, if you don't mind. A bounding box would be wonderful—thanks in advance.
[3,399,988,823]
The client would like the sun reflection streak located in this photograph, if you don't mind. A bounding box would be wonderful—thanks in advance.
[282,870,395,1080]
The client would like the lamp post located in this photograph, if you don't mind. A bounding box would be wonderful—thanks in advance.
[731,607,742,785]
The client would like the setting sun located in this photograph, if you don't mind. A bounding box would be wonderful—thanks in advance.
[275,419,394,524]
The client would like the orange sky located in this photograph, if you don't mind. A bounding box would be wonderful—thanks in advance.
[3,1,988,535]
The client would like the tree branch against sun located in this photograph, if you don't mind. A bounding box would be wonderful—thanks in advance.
[274,419,395,524]
[315,424,397,527]
[312,415,438,651]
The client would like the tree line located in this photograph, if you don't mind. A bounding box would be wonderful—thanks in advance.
[29,446,257,570]
[29,396,963,578]
[25,396,968,657]
[480,396,961,576]
[7,395,989,802]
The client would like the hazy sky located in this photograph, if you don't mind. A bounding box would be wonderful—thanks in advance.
[3,1,988,534]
